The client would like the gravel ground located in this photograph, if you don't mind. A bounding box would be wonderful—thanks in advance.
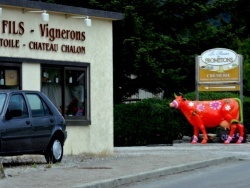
[0,152,117,178]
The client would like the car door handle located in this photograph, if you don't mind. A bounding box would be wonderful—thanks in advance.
[50,119,55,123]
[26,120,31,125]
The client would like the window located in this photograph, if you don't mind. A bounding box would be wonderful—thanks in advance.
[41,66,88,123]
[26,94,53,117]
[8,94,28,118]
[0,63,21,90]
[41,68,62,113]
[65,69,85,117]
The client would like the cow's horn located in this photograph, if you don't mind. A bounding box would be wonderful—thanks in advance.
[174,93,177,97]
[179,92,183,97]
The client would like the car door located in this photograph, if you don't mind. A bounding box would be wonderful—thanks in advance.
[25,93,55,151]
[2,93,33,153]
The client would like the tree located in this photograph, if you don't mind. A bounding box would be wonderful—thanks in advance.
[42,0,250,102]
[237,38,250,96]
[111,0,245,102]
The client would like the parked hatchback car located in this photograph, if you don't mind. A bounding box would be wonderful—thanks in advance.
[0,90,67,163]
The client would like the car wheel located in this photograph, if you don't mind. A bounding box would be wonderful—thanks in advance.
[45,136,63,164]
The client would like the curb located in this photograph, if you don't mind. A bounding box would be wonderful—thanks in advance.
[72,156,238,188]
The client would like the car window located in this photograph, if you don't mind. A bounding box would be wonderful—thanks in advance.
[0,93,6,114]
[8,94,28,118]
[26,94,53,117]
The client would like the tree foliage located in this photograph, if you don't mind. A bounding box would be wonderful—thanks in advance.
[42,0,250,103]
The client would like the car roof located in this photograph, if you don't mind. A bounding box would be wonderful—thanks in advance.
[0,90,40,94]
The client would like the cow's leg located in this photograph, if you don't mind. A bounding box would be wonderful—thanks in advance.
[236,123,244,144]
[199,124,208,144]
[224,124,236,144]
[191,127,199,144]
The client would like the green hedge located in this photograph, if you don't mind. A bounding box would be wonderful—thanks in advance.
[114,92,250,146]
[114,98,185,146]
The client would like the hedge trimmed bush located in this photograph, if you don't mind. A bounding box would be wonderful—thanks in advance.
[114,97,188,146]
[114,92,250,146]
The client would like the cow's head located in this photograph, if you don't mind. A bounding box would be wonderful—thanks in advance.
[169,93,186,108]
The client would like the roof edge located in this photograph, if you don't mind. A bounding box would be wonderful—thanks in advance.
[0,0,124,20]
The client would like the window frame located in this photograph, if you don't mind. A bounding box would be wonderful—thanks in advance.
[41,64,91,126]
[0,57,91,126]
[0,62,22,90]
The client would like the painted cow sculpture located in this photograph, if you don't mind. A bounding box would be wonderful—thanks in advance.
[169,93,244,144]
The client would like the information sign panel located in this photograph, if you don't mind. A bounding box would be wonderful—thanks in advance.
[196,48,240,91]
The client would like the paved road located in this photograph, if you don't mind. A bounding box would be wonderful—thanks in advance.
[0,143,250,188]
[119,157,250,188]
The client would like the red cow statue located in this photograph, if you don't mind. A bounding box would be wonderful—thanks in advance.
[169,93,244,144]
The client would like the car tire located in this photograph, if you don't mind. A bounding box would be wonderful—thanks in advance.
[45,136,63,164]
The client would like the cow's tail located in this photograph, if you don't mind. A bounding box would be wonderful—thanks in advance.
[232,98,243,123]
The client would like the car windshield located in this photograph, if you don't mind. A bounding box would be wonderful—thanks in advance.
[0,93,7,114]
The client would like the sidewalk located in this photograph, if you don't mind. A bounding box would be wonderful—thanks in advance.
[1,143,250,188]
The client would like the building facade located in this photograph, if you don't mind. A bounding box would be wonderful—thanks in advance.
[0,0,123,155]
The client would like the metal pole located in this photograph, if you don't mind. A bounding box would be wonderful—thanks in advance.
[195,56,199,101]
[239,55,244,123]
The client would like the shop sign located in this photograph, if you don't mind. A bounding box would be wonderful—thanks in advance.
[198,48,240,90]
[0,19,86,55]
[198,48,239,82]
